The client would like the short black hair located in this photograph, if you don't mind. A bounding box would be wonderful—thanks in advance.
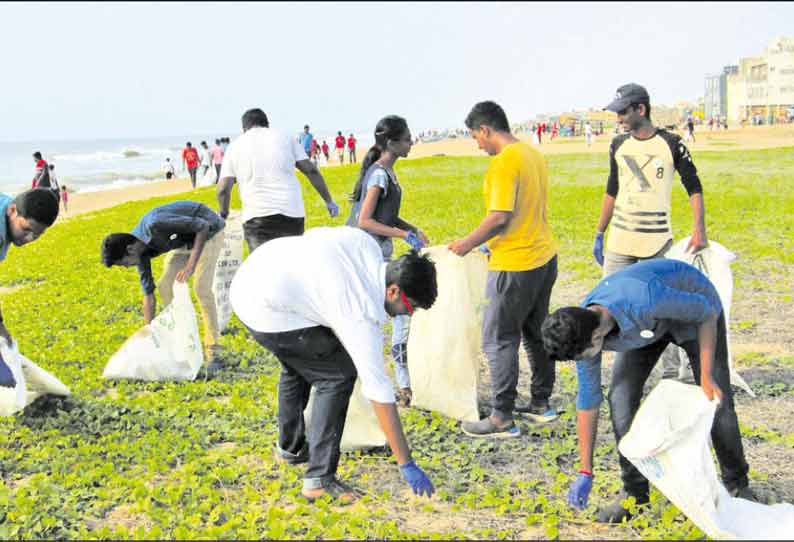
[101,233,138,267]
[385,251,438,310]
[541,307,601,361]
[13,188,60,226]
[465,101,510,133]
[186,142,192,147]
[33,151,42,160]
[242,108,269,130]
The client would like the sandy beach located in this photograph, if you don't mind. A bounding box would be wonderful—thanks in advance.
[62,124,794,221]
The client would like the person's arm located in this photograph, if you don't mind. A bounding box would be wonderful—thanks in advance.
[697,313,721,401]
[687,192,707,254]
[567,354,603,510]
[216,177,235,219]
[670,135,707,253]
[395,217,429,245]
[176,223,209,282]
[142,293,156,324]
[595,194,616,234]
[358,186,409,240]
[295,159,334,206]
[447,210,511,256]
[370,401,411,464]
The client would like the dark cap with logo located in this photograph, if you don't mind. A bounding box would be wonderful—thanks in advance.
[604,83,650,112]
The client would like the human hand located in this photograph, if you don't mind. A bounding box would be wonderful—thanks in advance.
[447,238,472,257]
[404,231,425,251]
[478,244,491,257]
[326,200,340,218]
[592,232,604,266]
[399,460,435,497]
[686,229,708,254]
[417,229,430,246]
[700,374,723,403]
[567,472,593,510]
[175,265,195,282]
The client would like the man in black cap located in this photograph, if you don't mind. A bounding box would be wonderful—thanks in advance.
[592,83,708,278]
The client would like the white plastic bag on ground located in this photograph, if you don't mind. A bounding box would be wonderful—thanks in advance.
[103,282,204,381]
[0,340,70,416]
[407,246,488,422]
[666,237,754,396]
[197,167,216,188]
[212,211,244,332]
[619,379,794,539]
[305,378,386,451]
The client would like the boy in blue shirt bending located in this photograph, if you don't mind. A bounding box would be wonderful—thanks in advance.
[541,259,753,523]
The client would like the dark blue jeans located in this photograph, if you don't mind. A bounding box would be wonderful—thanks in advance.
[246,325,357,484]
[609,313,749,498]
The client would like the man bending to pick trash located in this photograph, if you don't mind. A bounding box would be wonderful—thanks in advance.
[0,189,60,384]
[229,226,437,503]
[540,258,754,524]
[100,201,226,375]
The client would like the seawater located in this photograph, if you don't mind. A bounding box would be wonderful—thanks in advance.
[0,131,374,196]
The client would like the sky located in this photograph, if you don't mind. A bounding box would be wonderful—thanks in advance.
[1,1,793,142]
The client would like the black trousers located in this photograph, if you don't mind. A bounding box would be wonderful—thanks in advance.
[243,214,305,253]
[246,325,357,482]
[609,313,749,497]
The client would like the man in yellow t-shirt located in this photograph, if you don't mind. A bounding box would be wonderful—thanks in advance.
[449,101,559,438]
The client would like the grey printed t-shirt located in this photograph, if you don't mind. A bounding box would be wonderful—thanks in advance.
[348,167,395,259]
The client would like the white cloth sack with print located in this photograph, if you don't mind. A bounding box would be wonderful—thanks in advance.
[0,340,70,416]
[407,246,488,422]
[103,282,204,381]
[666,237,754,396]
[212,211,244,332]
[619,379,794,539]
[305,379,386,451]
[197,166,216,187]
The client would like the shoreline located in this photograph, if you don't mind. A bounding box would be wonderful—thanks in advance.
[60,124,794,220]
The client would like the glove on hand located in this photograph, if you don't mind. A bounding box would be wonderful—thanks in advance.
[326,201,340,218]
[567,472,593,510]
[478,244,492,256]
[592,232,605,267]
[404,231,425,251]
[399,460,435,497]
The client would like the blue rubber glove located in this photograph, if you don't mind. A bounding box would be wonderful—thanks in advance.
[0,354,16,388]
[567,472,593,510]
[592,232,604,267]
[478,244,491,257]
[404,231,425,251]
[326,200,340,218]
[399,460,435,497]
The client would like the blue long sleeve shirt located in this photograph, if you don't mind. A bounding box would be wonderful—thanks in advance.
[131,201,225,295]
[576,259,722,409]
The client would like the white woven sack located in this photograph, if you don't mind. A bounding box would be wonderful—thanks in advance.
[103,282,204,381]
[666,237,753,396]
[0,340,70,416]
[620,379,794,539]
[212,211,244,332]
[407,246,488,422]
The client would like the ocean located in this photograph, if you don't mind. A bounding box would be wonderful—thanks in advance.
[0,130,374,196]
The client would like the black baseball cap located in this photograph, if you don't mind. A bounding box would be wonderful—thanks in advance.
[604,83,650,112]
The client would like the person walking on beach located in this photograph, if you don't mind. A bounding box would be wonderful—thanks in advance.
[60,185,69,213]
[211,139,224,182]
[535,123,543,144]
[347,133,357,164]
[299,125,314,158]
[47,164,61,202]
[541,259,756,523]
[229,226,438,503]
[685,115,696,143]
[335,132,346,164]
[216,108,340,253]
[584,122,593,147]
[200,141,211,177]
[100,201,227,374]
[449,100,559,437]
[182,142,200,188]
[321,140,330,163]
[31,152,51,189]
[164,158,176,180]
[347,115,430,407]
[0,189,60,352]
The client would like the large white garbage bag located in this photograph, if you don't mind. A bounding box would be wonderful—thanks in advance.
[306,379,386,451]
[0,340,70,416]
[619,379,794,539]
[103,282,204,381]
[407,246,488,422]
[197,166,216,188]
[212,211,244,332]
[666,237,754,396]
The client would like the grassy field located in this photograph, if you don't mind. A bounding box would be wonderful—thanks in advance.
[1,147,793,539]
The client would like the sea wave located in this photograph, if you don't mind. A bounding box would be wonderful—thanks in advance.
[53,146,173,162]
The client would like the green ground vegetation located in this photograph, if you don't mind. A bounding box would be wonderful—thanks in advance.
[1,147,792,539]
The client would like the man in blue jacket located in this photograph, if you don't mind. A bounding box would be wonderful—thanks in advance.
[541,259,753,523]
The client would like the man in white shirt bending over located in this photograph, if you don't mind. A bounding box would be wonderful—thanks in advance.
[230,226,437,503]
[217,108,340,252]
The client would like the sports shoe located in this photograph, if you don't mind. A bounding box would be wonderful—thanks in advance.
[203,346,226,377]
[273,443,309,465]
[523,401,559,424]
[461,416,521,438]
[728,485,757,502]
[596,491,649,524]
[302,478,359,505]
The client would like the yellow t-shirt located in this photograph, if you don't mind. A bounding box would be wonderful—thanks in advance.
[484,142,558,271]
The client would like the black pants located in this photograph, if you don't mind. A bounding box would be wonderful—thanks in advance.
[214,164,222,182]
[482,256,558,418]
[246,325,357,482]
[609,313,749,498]
[243,214,305,253]
[188,167,197,188]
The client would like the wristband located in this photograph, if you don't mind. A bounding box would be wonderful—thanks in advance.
[578,469,592,476]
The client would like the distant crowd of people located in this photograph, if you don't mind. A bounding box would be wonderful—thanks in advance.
[29,152,68,214]
[298,125,357,167]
